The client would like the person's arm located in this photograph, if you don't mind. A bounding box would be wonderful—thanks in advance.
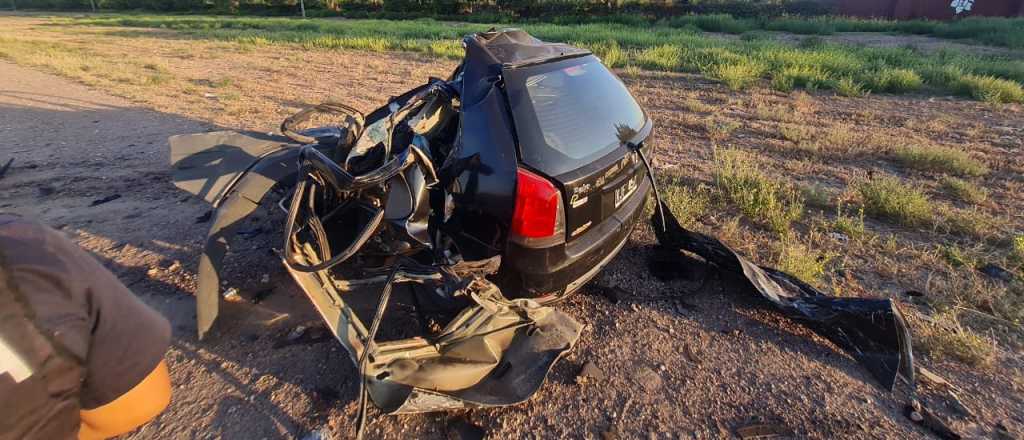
[78,360,171,440]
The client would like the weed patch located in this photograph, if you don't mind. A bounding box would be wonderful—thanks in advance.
[64,15,1024,104]
[917,311,996,367]
[776,239,830,288]
[856,176,933,227]
[714,149,804,234]
[894,144,989,176]
[941,176,988,204]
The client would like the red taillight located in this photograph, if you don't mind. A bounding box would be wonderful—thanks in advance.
[511,168,564,244]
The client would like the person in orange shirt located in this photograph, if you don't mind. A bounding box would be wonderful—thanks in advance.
[0,215,171,439]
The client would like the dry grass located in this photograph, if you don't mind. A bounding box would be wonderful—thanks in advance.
[918,311,997,367]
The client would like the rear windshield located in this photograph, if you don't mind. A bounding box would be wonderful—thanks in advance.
[505,55,646,177]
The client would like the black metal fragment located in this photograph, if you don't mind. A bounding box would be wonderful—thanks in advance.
[89,194,121,206]
[978,263,1014,282]
[0,158,13,180]
[195,209,212,224]
[651,200,915,390]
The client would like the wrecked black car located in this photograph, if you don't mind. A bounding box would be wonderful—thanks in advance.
[171,27,917,438]
[170,29,649,418]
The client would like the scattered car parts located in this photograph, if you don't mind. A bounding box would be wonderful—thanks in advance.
[169,28,918,437]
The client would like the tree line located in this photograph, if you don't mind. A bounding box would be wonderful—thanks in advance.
[7,0,834,20]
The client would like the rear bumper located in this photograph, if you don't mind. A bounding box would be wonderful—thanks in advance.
[501,177,650,301]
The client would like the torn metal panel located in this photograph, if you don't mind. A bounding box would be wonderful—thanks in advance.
[650,200,915,390]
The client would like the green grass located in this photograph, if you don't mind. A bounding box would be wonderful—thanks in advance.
[660,176,711,228]
[714,149,804,234]
[953,74,1024,104]
[61,15,1024,103]
[941,176,988,204]
[894,145,989,176]
[857,176,933,227]
[832,204,866,239]
[663,15,1024,50]
[775,239,830,287]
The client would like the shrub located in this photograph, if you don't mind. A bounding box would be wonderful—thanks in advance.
[894,145,989,176]
[857,176,933,227]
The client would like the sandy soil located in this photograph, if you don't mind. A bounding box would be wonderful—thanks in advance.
[1,16,1023,440]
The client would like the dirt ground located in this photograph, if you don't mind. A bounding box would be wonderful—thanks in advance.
[1,15,1023,440]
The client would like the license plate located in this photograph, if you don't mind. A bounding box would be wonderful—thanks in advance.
[614,174,639,208]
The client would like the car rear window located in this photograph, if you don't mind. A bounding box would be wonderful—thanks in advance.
[505,55,646,177]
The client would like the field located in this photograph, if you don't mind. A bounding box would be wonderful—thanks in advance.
[60,14,1024,104]
[1,12,1022,439]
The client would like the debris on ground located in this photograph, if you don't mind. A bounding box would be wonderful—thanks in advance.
[0,157,13,180]
[735,422,795,439]
[274,325,332,348]
[576,361,606,384]
[445,416,485,440]
[37,185,55,197]
[905,401,962,440]
[978,263,1014,282]
[651,199,914,390]
[995,420,1019,440]
[594,284,631,304]
[89,193,121,206]
[636,367,663,392]
[221,287,242,302]
[194,209,212,223]
[300,427,332,440]
[287,325,307,342]
[682,344,703,365]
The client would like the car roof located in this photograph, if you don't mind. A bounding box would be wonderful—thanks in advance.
[466,29,591,69]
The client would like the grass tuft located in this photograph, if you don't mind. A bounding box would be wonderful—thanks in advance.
[636,44,682,71]
[834,77,868,97]
[776,239,830,287]
[832,204,866,239]
[856,176,933,227]
[711,60,765,90]
[953,74,1024,104]
[867,67,924,93]
[941,176,988,204]
[894,144,989,176]
[918,311,996,367]
[714,149,804,234]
